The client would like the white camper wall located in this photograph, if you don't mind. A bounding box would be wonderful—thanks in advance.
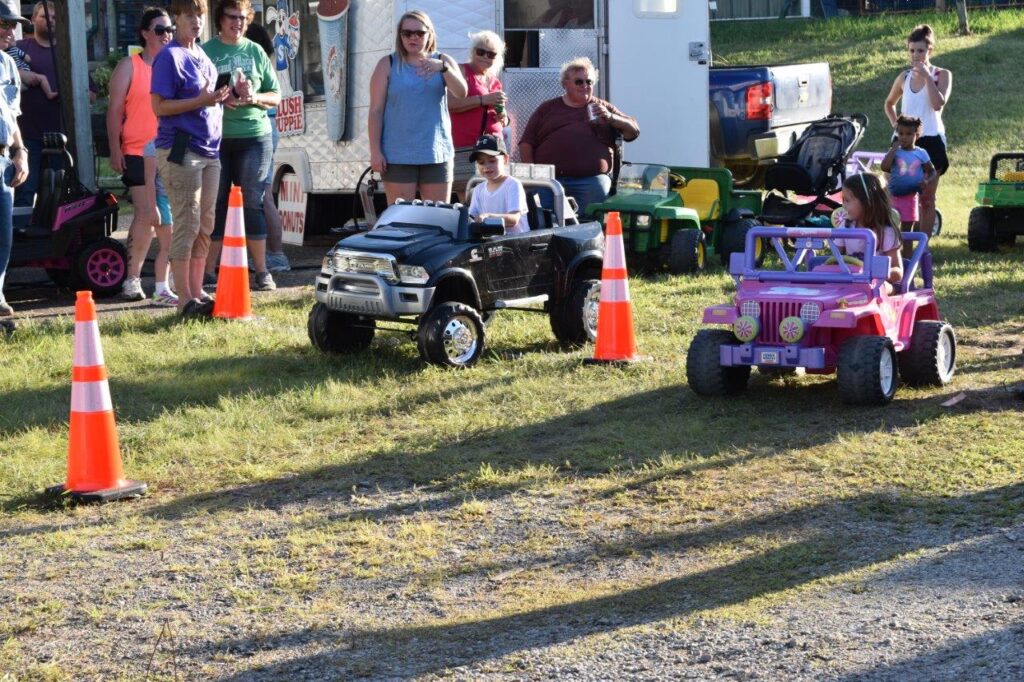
[607,0,710,167]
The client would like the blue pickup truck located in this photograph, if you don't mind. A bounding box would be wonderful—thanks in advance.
[710,62,833,188]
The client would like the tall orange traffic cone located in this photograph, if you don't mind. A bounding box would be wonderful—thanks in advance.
[47,291,147,503]
[586,211,642,363]
[213,184,253,320]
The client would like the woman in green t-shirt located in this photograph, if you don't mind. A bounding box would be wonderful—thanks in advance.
[202,0,281,291]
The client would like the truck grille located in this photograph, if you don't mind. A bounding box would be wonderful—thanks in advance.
[332,278,379,297]
[758,301,802,344]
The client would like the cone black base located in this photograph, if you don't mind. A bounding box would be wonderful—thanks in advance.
[583,356,649,366]
[1,319,15,335]
[45,481,148,504]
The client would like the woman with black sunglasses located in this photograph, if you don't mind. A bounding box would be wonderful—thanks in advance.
[448,30,508,200]
[106,6,179,305]
[368,10,467,205]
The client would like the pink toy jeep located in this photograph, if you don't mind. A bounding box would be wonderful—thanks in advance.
[687,226,956,405]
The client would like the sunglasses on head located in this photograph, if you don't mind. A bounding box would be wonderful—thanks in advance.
[400,29,428,39]
[475,47,497,59]
[151,25,175,35]
[573,78,594,86]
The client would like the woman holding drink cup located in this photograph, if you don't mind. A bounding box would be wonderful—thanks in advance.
[448,30,508,200]
[519,56,638,217]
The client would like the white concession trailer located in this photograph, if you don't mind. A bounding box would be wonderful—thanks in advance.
[255,0,710,243]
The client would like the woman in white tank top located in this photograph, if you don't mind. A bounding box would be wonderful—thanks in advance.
[883,24,952,238]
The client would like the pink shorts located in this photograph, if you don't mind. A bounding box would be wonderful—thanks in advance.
[891,193,919,223]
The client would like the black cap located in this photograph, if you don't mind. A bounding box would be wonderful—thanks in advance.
[0,0,30,25]
[469,134,507,162]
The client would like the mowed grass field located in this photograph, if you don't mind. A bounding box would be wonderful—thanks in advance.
[2,11,1023,680]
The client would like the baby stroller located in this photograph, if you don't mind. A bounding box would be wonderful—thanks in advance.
[9,133,125,296]
[759,113,867,225]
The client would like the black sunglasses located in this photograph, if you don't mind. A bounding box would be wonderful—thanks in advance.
[0,20,20,30]
[151,25,175,35]
[573,78,594,86]
[400,29,428,38]
[475,47,497,59]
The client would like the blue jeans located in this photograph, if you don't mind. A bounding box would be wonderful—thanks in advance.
[0,156,15,297]
[212,134,273,241]
[557,174,612,218]
[13,137,63,228]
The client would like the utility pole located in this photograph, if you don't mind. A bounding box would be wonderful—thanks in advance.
[54,0,96,188]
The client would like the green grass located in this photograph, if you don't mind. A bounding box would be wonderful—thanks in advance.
[2,10,1024,679]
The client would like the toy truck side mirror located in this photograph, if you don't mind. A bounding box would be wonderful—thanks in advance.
[471,217,505,240]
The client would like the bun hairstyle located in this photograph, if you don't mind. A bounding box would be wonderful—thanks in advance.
[843,173,902,249]
[896,114,922,132]
[908,23,934,47]
[138,6,170,43]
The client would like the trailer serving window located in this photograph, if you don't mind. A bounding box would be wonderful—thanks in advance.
[256,0,324,100]
[504,0,596,68]
[634,0,679,13]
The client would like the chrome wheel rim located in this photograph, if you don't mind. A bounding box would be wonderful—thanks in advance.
[584,285,601,339]
[442,316,479,364]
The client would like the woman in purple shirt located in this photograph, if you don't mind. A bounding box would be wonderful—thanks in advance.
[151,0,230,316]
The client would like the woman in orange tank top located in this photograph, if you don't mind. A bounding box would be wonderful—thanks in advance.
[105,8,177,304]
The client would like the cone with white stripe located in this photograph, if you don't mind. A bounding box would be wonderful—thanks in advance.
[47,291,146,503]
[213,185,253,320]
[587,211,640,363]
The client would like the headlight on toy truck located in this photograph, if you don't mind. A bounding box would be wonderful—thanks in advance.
[397,265,429,284]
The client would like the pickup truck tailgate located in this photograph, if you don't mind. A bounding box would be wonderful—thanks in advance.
[769,63,832,127]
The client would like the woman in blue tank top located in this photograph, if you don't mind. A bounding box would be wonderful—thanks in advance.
[368,10,467,205]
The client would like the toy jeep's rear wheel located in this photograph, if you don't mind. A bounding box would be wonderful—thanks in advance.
[550,279,600,347]
[75,238,127,297]
[667,229,706,275]
[899,321,956,387]
[719,218,764,267]
[418,302,485,368]
[967,207,997,252]
[837,336,898,405]
[307,302,376,354]
[686,329,751,396]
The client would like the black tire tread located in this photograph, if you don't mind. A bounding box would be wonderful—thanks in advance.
[967,207,997,252]
[899,321,956,387]
[686,329,751,396]
[417,302,485,368]
[837,336,897,405]
[307,302,375,354]
[668,229,704,275]
[551,279,600,347]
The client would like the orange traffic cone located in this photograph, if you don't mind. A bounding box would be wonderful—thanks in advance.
[47,291,146,503]
[586,211,642,364]
[213,184,253,320]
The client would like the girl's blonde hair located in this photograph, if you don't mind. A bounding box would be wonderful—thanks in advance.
[843,173,902,250]
[468,30,505,76]
[394,10,437,61]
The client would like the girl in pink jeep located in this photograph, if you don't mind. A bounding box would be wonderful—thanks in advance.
[835,173,903,294]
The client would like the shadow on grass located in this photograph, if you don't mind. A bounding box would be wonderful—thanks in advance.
[194,483,1024,679]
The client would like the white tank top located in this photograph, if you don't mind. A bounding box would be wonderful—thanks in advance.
[901,67,945,140]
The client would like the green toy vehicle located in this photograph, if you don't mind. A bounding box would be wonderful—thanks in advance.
[589,163,763,275]
[967,153,1024,251]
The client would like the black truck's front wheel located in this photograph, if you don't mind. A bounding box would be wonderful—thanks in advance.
[550,278,600,347]
[418,302,485,368]
[307,302,376,354]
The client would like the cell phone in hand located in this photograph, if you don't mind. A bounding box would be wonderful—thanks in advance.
[215,72,232,90]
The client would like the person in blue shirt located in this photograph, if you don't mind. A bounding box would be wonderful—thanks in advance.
[881,114,936,236]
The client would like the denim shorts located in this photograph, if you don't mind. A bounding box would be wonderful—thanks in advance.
[382,159,454,185]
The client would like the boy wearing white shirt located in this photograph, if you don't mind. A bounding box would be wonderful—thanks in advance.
[467,134,529,235]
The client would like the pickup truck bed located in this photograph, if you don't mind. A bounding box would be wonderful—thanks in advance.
[709,62,832,188]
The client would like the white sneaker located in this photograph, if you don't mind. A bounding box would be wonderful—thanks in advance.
[121,277,146,301]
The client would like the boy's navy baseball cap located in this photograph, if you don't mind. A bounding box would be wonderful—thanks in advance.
[470,134,507,162]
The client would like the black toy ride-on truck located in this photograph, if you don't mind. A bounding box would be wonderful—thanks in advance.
[308,166,605,368]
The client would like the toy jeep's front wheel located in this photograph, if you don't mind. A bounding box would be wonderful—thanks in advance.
[307,303,376,354]
[899,321,956,387]
[668,229,705,275]
[967,207,997,252]
[551,279,600,347]
[837,336,898,405]
[418,302,485,368]
[686,329,751,396]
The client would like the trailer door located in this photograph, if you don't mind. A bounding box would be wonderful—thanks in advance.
[607,0,710,166]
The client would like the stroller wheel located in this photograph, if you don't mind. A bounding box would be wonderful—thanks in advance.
[75,238,128,298]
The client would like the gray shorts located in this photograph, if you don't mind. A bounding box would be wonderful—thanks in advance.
[382,159,453,185]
